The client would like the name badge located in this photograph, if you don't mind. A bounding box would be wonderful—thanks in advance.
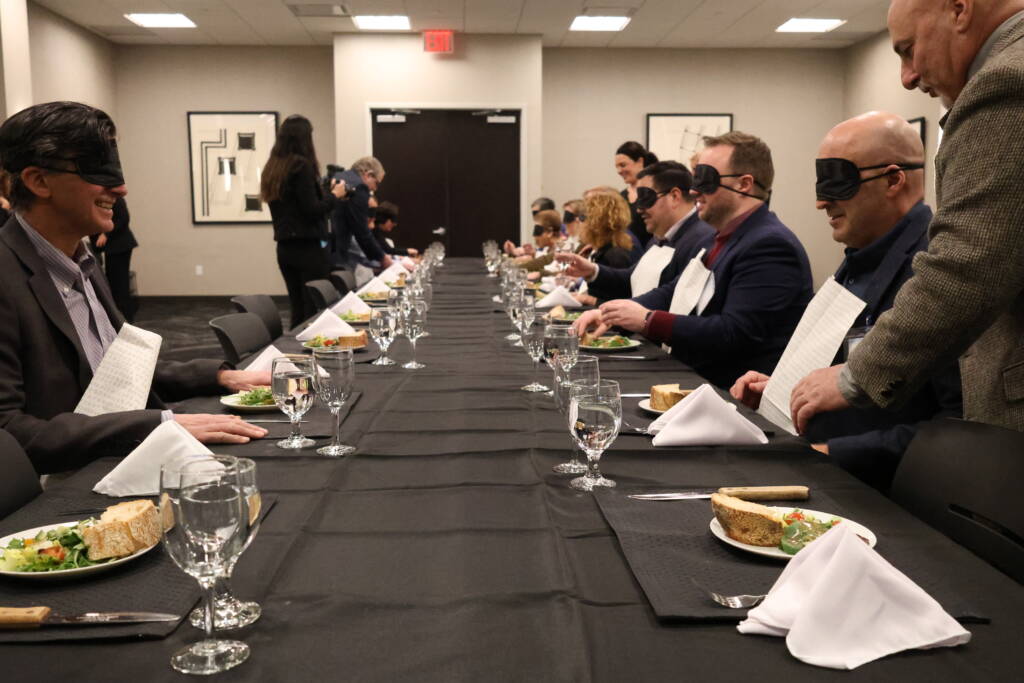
[842,325,871,362]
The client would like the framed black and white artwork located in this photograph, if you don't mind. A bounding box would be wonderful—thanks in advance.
[907,116,926,145]
[187,111,278,224]
[645,113,733,166]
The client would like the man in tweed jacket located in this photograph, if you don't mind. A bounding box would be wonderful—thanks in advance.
[791,0,1024,432]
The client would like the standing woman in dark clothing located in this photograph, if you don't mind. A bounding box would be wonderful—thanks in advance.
[89,197,138,320]
[614,141,658,249]
[261,115,347,329]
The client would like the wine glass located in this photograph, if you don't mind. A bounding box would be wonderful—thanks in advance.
[552,354,600,474]
[568,379,621,491]
[312,347,356,456]
[517,295,536,341]
[369,309,396,366]
[271,355,316,449]
[521,323,549,392]
[401,303,426,370]
[161,456,249,675]
[387,287,402,310]
[417,284,433,337]
[504,289,524,343]
[189,457,261,630]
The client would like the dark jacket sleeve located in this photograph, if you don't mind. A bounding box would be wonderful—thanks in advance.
[589,263,636,301]
[597,246,635,269]
[273,161,337,241]
[348,186,386,262]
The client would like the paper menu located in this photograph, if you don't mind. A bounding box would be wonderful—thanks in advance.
[757,278,866,434]
[629,246,675,297]
[74,323,161,416]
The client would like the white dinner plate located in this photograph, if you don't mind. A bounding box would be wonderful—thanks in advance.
[579,338,643,353]
[0,521,159,580]
[220,393,279,413]
[301,341,368,352]
[709,506,877,560]
[336,314,372,326]
[638,398,664,415]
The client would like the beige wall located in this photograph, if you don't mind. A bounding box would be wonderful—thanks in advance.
[843,31,944,207]
[543,47,848,286]
[114,46,334,295]
[27,1,115,116]
[333,33,543,242]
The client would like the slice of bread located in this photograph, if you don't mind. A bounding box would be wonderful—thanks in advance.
[82,500,161,561]
[650,383,692,411]
[710,493,783,547]
[334,330,368,348]
[549,305,567,319]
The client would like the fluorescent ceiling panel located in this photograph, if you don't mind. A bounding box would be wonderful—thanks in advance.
[569,16,631,32]
[775,18,846,33]
[124,13,196,28]
[353,15,411,30]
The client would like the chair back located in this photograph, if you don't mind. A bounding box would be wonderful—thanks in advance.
[209,312,273,365]
[0,429,42,520]
[330,269,356,295]
[230,294,283,339]
[891,417,1024,583]
[305,279,341,313]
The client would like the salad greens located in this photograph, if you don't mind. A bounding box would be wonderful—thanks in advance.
[0,521,104,572]
[338,311,371,322]
[780,510,841,555]
[238,386,274,406]
[583,335,632,348]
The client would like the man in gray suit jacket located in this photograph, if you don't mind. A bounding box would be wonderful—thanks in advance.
[791,0,1024,433]
[0,101,268,474]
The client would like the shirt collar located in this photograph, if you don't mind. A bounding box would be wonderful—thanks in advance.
[15,212,97,290]
[717,205,760,241]
[968,9,1024,80]
[662,207,696,244]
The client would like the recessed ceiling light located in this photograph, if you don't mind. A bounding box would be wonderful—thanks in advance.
[569,16,631,32]
[353,15,411,31]
[776,18,846,33]
[124,13,196,28]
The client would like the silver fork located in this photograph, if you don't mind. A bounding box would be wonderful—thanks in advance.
[691,578,766,609]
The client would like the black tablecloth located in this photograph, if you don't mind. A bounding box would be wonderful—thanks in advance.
[1,259,1021,681]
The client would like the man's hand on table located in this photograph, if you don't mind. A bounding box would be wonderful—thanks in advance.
[598,299,649,333]
[574,293,597,306]
[730,370,771,409]
[556,253,596,279]
[218,369,272,393]
[790,364,850,434]
[175,414,268,443]
[572,309,609,338]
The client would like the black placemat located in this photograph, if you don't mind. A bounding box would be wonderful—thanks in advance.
[594,489,986,623]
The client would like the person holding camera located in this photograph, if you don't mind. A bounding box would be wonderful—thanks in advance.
[329,156,393,271]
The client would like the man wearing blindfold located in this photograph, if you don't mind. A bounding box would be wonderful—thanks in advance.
[574,132,813,389]
[733,112,962,489]
[791,0,1024,435]
[0,101,269,474]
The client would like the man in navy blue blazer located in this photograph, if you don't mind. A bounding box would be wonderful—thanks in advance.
[574,132,813,389]
[732,112,962,490]
[558,161,714,301]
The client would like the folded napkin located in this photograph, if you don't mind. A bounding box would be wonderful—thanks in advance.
[648,384,767,446]
[75,323,161,416]
[536,286,580,309]
[400,256,417,272]
[94,420,213,497]
[357,276,391,296]
[738,523,971,669]
[539,276,556,293]
[491,294,502,304]
[379,262,409,283]
[242,344,284,372]
[296,310,356,341]
[330,291,373,315]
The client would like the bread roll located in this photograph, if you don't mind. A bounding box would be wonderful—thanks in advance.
[710,493,783,547]
[82,500,161,561]
[649,384,691,411]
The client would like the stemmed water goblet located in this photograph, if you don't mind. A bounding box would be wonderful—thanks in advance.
[521,322,550,392]
[271,355,315,449]
[504,289,524,343]
[312,347,356,456]
[552,354,599,474]
[568,379,621,491]
[369,308,397,366]
[401,303,426,369]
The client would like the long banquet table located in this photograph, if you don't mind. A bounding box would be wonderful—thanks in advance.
[2,258,1022,681]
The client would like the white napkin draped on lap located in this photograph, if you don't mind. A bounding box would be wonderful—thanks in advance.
[295,310,356,341]
[93,420,213,497]
[242,344,284,372]
[738,523,971,670]
[356,276,391,296]
[648,383,767,446]
[75,323,161,416]
[330,291,373,315]
[536,286,580,309]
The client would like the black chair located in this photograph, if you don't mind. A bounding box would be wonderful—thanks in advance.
[891,417,1024,583]
[305,279,341,313]
[209,312,273,365]
[0,428,42,520]
[330,269,356,295]
[230,294,283,340]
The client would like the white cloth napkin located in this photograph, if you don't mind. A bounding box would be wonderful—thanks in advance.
[630,245,675,297]
[242,344,283,372]
[536,286,580,309]
[75,324,161,416]
[379,262,409,282]
[648,383,768,446]
[330,291,373,315]
[738,523,971,669]
[295,310,356,341]
[93,420,213,497]
[400,256,417,272]
[357,276,391,296]
[539,276,556,293]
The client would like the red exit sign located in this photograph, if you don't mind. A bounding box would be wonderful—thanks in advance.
[423,30,454,53]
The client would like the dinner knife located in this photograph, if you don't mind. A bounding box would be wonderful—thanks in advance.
[0,606,179,629]
[628,485,810,501]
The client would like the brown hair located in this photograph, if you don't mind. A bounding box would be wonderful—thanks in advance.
[702,130,774,191]
[534,209,561,233]
[261,114,319,203]
[581,191,632,250]
[563,199,583,215]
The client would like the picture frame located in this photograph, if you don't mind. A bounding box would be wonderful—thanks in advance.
[645,113,733,165]
[907,116,926,146]
[187,111,279,224]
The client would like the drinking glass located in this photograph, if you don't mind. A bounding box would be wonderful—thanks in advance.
[271,355,316,449]
[568,379,621,491]
[517,295,536,341]
[417,284,433,337]
[543,323,579,380]
[402,303,426,370]
[189,457,261,630]
[504,290,524,342]
[521,323,549,392]
[552,354,600,474]
[161,456,249,675]
[369,309,396,366]
[387,287,402,309]
[313,347,356,456]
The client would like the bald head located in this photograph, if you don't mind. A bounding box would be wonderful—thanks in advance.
[820,111,925,198]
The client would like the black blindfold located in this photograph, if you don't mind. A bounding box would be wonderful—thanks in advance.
[692,164,769,201]
[815,157,924,201]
